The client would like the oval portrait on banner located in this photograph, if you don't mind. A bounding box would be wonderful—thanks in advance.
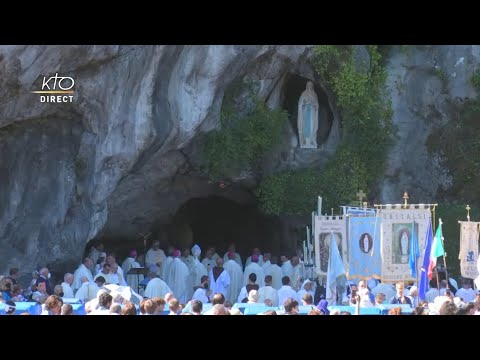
[359,233,373,254]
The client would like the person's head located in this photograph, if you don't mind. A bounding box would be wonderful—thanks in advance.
[205,248,213,259]
[409,286,418,298]
[11,284,22,297]
[201,275,209,288]
[168,298,180,314]
[98,292,113,309]
[45,295,63,315]
[144,299,157,315]
[251,254,259,263]
[375,293,386,305]
[438,301,457,315]
[152,240,160,250]
[211,293,225,305]
[440,279,447,289]
[303,280,312,292]
[54,285,64,297]
[264,275,273,286]
[121,302,138,315]
[227,244,236,253]
[282,276,290,286]
[129,249,137,259]
[291,256,299,267]
[36,278,47,293]
[263,252,271,262]
[39,267,50,279]
[61,303,73,315]
[358,280,367,290]
[210,304,230,315]
[83,257,94,269]
[102,263,111,274]
[462,278,472,289]
[109,303,122,315]
[151,297,166,313]
[64,273,74,285]
[164,292,174,303]
[395,282,405,296]
[182,248,191,258]
[110,263,119,274]
[283,298,299,314]
[248,273,257,284]
[388,307,403,315]
[263,310,277,315]
[412,306,428,315]
[308,309,323,315]
[216,257,224,267]
[9,268,19,279]
[280,255,288,264]
[302,293,313,305]
[106,255,116,266]
[95,276,106,288]
[264,299,273,307]
[191,299,203,314]
[248,290,260,303]
[172,250,181,258]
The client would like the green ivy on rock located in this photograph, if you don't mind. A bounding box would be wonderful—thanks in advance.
[257,45,395,215]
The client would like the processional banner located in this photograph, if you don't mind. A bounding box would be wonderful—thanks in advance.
[314,215,347,277]
[377,205,431,283]
[347,215,382,280]
[458,221,480,279]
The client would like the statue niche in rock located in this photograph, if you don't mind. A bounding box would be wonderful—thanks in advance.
[297,81,319,149]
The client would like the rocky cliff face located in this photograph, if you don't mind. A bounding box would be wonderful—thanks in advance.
[0,45,478,277]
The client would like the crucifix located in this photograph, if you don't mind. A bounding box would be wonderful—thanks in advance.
[466,204,471,222]
[357,190,367,207]
[403,191,409,209]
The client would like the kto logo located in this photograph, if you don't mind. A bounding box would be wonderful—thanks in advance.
[31,73,75,103]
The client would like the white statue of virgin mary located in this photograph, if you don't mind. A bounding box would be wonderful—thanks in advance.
[297,81,319,148]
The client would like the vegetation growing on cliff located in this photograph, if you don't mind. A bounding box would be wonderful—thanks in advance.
[258,45,395,215]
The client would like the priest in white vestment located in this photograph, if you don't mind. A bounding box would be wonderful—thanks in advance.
[265,256,284,290]
[202,248,217,272]
[280,255,293,280]
[191,275,211,303]
[144,276,172,299]
[290,256,305,291]
[243,255,265,287]
[224,251,244,304]
[209,257,230,300]
[262,253,272,272]
[166,250,190,303]
[296,279,315,303]
[121,249,144,292]
[145,241,166,276]
[161,246,175,281]
[277,276,297,306]
[258,275,279,306]
[61,273,75,299]
[94,263,115,284]
[73,258,94,292]
[223,244,242,267]
[109,264,127,286]
[87,242,104,270]
[74,277,100,302]
[188,245,208,301]
[245,248,264,268]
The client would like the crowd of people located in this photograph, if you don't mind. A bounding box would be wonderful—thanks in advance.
[0,240,479,315]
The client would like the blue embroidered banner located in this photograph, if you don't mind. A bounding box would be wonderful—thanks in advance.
[348,216,382,280]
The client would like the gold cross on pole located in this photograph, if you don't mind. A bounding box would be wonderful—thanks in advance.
[403,191,409,209]
[466,204,471,222]
[357,190,367,207]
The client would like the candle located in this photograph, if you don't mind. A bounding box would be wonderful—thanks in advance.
[318,196,322,215]
[303,240,307,263]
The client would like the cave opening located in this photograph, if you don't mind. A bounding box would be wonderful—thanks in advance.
[87,194,292,264]
[162,195,276,260]
[282,74,334,146]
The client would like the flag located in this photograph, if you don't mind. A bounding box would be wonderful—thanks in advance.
[419,220,433,300]
[428,221,445,280]
[326,232,346,306]
[347,216,381,279]
[408,221,420,278]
